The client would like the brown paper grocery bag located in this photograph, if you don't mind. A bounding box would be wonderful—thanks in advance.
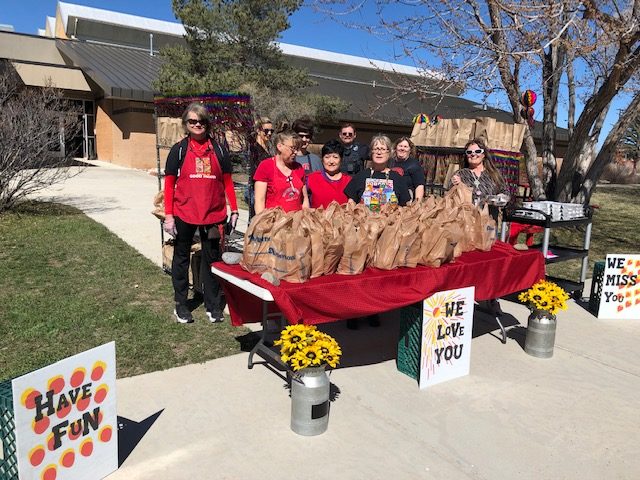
[394,210,423,268]
[474,204,497,251]
[241,208,282,273]
[372,211,402,269]
[337,217,369,275]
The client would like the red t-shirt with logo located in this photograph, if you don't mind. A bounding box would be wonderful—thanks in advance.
[306,171,351,209]
[253,157,305,212]
[166,138,230,225]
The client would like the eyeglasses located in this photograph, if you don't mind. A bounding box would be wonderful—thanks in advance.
[186,118,208,126]
[280,143,297,152]
[465,148,484,155]
[340,132,354,137]
[297,132,311,139]
[262,128,274,135]
[372,147,389,153]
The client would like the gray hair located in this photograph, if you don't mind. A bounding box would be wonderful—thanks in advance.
[370,134,392,153]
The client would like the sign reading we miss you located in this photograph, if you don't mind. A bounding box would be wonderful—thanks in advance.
[598,254,640,320]
[420,286,475,389]
[11,342,117,480]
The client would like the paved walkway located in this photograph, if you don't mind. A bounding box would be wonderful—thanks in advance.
[35,165,640,479]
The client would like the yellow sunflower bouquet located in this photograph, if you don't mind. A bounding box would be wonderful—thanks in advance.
[518,279,570,316]
[274,324,342,371]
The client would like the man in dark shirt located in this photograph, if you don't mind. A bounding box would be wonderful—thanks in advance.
[338,123,369,175]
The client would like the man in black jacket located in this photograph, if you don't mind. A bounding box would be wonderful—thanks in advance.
[338,123,369,175]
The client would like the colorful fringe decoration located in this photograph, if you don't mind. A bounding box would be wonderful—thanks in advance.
[412,113,441,125]
[492,149,523,198]
[153,93,254,134]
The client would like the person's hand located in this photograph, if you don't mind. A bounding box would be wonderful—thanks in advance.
[163,215,177,236]
[451,174,461,186]
[229,211,239,230]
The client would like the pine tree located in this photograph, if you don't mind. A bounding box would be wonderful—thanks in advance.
[155,0,346,124]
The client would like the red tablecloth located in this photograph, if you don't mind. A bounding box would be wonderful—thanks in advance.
[214,241,545,326]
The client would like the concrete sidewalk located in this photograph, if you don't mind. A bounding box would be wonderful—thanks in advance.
[36,165,640,479]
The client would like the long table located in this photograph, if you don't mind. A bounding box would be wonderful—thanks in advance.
[213,242,545,366]
[214,241,544,326]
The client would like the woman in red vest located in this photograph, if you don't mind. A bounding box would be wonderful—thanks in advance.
[163,103,239,324]
[253,131,309,214]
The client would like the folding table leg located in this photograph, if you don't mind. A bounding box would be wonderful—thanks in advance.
[248,301,287,369]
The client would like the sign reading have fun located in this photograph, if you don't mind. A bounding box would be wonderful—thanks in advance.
[598,254,640,320]
[420,286,475,389]
[11,342,117,480]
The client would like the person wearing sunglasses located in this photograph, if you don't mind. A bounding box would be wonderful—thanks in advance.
[163,102,239,325]
[247,116,275,218]
[292,116,322,176]
[390,136,426,202]
[338,123,369,175]
[449,138,510,219]
[253,131,310,214]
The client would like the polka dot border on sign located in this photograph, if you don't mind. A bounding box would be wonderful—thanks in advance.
[70,367,86,388]
[60,448,75,468]
[41,464,57,480]
[29,445,46,467]
[91,361,107,382]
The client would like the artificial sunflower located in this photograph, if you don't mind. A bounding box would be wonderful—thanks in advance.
[520,280,569,316]
[276,325,342,370]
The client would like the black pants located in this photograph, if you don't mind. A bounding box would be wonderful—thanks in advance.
[172,216,224,313]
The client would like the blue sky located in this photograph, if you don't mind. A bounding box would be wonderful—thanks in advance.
[1,0,630,142]
[1,0,402,63]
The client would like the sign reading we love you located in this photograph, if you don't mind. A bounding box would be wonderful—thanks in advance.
[598,254,640,320]
[11,342,117,480]
[420,286,475,389]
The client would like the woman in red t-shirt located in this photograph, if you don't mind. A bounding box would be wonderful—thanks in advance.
[253,131,309,214]
[163,103,238,325]
[306,140,351,209]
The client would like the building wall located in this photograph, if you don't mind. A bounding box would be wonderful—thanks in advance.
[96,99,168,170]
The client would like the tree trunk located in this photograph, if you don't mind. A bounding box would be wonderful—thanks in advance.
[579,91,640,204]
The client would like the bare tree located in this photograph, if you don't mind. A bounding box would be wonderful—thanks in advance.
[0,60,82,213]
[317,0,640,203]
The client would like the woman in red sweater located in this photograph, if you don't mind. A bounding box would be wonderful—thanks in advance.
[306,140,351,208]
[163,103,239,324]
[253,131,309,214]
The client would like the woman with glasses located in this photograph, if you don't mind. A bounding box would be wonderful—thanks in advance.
[163,102,239,325]
[449,138,510,218]
[391,136,426,202]
[344,134,411,209]
[253,131,310,214]
[247,117,275,218]
[306,140,351,208]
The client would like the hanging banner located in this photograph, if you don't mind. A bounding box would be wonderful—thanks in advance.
[598,254,640,320]
[420,286,475,389]
[10,342,117,480]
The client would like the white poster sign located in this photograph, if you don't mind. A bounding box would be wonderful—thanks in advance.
[420,286,475,389]
[11,342,117,480]
[598,254,640,320]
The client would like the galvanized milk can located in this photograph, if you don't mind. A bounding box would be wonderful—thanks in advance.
[290,366,330,435]
[524,310,557,358]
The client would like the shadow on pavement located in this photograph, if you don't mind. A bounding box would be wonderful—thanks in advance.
[43,194,122,215]
[117,410,164,467]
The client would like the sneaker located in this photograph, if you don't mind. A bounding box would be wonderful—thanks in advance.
[206,309,225,324]
[174,304,193,324]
